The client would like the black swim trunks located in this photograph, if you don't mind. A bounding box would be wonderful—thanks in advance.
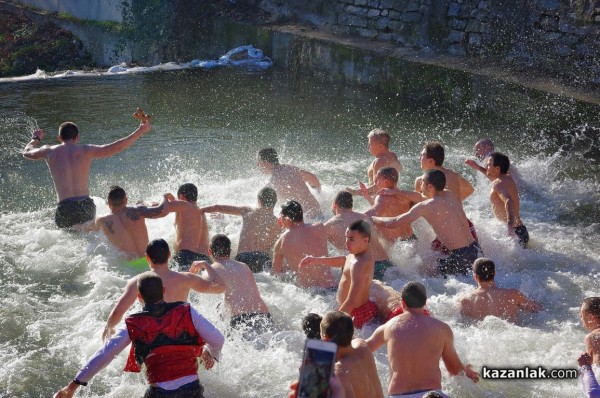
[171,250,211,272]
[144,380,204,398]
[229,312,273,340]
[373,259,395,281]
[55,196,96,229]
[235,251,271,273]
[514,225,529,249]
[436,241,483,278]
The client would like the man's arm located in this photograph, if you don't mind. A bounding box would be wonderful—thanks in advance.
[85,122,151,159]
[72,217,102,233]
[515,290,541,313]
[365,323,386,352]
[371,204,424,229]
[493,183,517,230]
[102,278,138,341]
[363,195,387,217]
[23,129,51,160]
[299,255,346,269]
[199,204,251,216]
[458,174,475,201]
[187,261,226,294]
[464,159,488,177]
[271,236,285,275]
[190,306,225,362]
[125,194,169,220]
[299,168,321,191]
[441,326,479,382]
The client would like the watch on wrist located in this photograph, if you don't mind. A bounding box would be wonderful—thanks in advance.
[73,378,87,386]
[31,136,40,141]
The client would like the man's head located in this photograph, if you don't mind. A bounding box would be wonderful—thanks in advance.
[257,187,277,209]
[107,185,127,210]
[210,234,231,259]
[320,311,354,347]
[257,148,279,173]
[345,220,371,254]
[333,190,353,212]
[473,258,495,282]
[58,122,79,142]
[146,239,170,265]
[280,200,303,224]
[486,152,510,178]
[475,139,494,160]
[367,128,390,155]
[137,271,164,304]
[420,141,445,169]
[401,281,427,309]
[421,169,446,196]
[375,167,399,189]
[177,183,198,202]
[580,297,600,330]
[302,313,323,340]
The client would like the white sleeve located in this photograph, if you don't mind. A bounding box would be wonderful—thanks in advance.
[190,307,225,361]
[74,328,131,383]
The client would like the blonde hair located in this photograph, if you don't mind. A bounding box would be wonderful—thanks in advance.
[367,128,390,147]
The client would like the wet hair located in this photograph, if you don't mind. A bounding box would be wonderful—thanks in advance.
[367,128,390,147]
[177,183,198,202]
[59,122,79,141]
[422,392,446,398]
[107,185,126,207]
[137,272,164,304]
[334,191,353,209]
[377,167,398,184]
[489,152,510,174]
[348,219,371,240]
[257,187,277,208]
[423,169,446,191]
[258,148,279,165]
[210,234,231,258]
[423,141,445,166]
[280,200,303,223]
[473,258,495,281]
[146,239,170,264]
[302,313,323,340]
[476,138,494,152]
[320,311,354,347]
[401,281,427,308]
[583,297,600,319]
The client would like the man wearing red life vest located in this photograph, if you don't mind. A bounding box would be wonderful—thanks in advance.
[54,272,224,398]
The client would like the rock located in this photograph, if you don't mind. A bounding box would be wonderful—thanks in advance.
[466,19,481,32]
[468,33,481,46]
[375,17,390,29]
[346,5,369,16]
[540,0,560,11]
[448,3,461,17]
[401,12,422,22]
[367,9,381,18]
[448,18,467,30]
[576,43,590,57]
[354,0,368,6]
[368,0,380,7]
[338,13,368,27]
[555,44,573,57]
[381,9,389,16]
[539,15,559,31]
[404,2,420,12]
[448,29,466,43]
[448,43,467,55]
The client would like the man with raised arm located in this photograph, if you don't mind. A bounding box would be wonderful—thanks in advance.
[347,128,403,197]
[485,152,530,247]
[366,282,479,397]
[372,170,483,277]
[54,271,224,398]
[272,200,337,289]
[200,187,280,272]
[101,239,224,341]
[256,148,323,220]
[300,220,377,329]
[459,258,541,322]
[464,138,495,176]
[324,190,393,281]
[23,119,151,228]
[201,234,273,340]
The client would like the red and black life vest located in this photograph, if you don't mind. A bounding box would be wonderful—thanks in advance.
[124,301,205,384]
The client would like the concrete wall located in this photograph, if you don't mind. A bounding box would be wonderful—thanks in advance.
[10,0,123,22]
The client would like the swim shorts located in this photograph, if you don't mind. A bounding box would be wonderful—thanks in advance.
[350,300,378,329]
[171,250,211,272]
[388,389,449,398]
[144,380,204,398]
[374,259,395,281]
[229,312,273,340]
[514,225,529,248]
[431,219,478,255]
[125,257,147,271]
[235,251,271,273]
[55,196,96,228]
[436,241,483,278]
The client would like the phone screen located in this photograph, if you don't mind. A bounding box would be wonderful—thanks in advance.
[297,340,337,398]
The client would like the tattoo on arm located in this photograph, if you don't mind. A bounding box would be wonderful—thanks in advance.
[104,220,115,234]
[126,204,164,221]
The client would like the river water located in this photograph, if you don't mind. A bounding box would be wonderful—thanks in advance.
[1,67,599,398]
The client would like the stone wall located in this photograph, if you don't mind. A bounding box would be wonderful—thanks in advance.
[9,0,123,22]
[254,0,600,85]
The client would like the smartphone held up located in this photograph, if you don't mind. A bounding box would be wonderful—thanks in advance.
[297,339,338,398]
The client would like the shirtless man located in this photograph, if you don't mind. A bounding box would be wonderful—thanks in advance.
[580,297,600,366]
[272,200,336,289]
[153,183,211,271]
[485,152,529,248]
[348,128,403,196]
[23,119,151,228]
[200,187,280,272]
[101,239,224,340]
[366,282,479,397]
[459,258,541,322]
[198,234,272,339]
[324,191,393,281]
[300,220,376,329]
[320,311,384,398]
[75,185,164,261]
[464,138,495,176]
[372,170,483,277]
[257,148,323,219]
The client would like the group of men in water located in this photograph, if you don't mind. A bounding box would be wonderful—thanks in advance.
[22,116,596,397]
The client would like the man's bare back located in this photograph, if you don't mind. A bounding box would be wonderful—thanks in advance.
[270,164,321,219]
[368,152,403,186]
[460,287,540,323]
[96,210,149,258]
[237,208,279,253]
[336,339,384,398]
[369,280,403,320]
[416,166,473,203]
[365,190,417,242]
[324,211,388,261]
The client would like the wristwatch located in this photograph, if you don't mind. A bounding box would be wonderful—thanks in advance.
[31,136,40,141]
[73,378,87,386]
